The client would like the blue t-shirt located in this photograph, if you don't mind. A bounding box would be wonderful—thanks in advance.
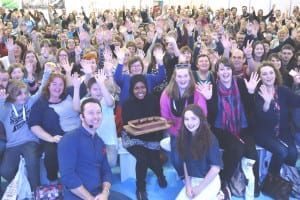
[185,134,223,178]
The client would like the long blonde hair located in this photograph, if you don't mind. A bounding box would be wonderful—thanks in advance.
[165,67,195,100]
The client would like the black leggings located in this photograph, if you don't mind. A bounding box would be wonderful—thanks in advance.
[213,128,259,186]
[127,145,164,191]
[43,142,59,181]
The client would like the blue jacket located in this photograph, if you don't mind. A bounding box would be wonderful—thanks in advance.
[58,126,112,199]
[254,86,300,142]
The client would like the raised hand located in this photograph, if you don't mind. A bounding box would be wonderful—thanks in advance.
[258,85,274,103]
[243,40,253,58]
[196,82,213,100]
[44,62,55,73]
[27,42,34,51]
[221,34,232,50]
[5,38,14,51]
[80,59,93,75]
[153,48,164,64]
[244,72,260,94]
[79,29,90,42]
[114,47,125,64]
[166,36,176,46]
[103,61,114,77]
[61,59,73,74]
[72,72,81,88]
[95,69,107,85]
[0,88,8,100]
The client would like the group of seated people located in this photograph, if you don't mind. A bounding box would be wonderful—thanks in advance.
[0,2,299,200]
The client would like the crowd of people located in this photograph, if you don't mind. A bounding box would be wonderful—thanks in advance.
[0,2,299,200]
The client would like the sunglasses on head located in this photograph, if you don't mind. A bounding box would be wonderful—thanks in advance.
[175,63,191,68]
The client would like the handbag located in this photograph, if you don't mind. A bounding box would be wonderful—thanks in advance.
[2,157,32,200]
[281,164,300,199]
[228,162,246,197]
[35,184,63,200]
[261,173,293,200]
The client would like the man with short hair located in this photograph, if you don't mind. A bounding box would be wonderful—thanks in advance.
[280,44,296,71]
[58,98,129,200]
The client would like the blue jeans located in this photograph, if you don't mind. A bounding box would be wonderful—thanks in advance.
[0,141,40,190]
[255,135,297,175]
[0,139,5,162]
[295,133,300,146]
[170,135,183,178]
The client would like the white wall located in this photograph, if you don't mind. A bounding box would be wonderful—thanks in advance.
[11,0,295,16]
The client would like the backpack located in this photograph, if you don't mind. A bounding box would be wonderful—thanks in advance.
[228,162,246,197]
[280,164,300,199]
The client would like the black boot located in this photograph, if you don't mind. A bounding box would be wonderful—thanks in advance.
[254,182,260,197]
[157,175,167,188]
[136,190,148,200]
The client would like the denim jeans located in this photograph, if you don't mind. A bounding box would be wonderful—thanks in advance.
[295,132,300,146]
[0,139,6,162]
[0,141,40,190]
[170,135,184,178]
[255,135,297,175]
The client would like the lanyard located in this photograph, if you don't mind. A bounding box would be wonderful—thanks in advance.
[11,104,26,121]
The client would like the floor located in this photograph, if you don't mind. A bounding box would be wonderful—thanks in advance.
[110,161,298,200]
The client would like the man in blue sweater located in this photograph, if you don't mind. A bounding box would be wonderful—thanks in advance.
[58,98,112,200]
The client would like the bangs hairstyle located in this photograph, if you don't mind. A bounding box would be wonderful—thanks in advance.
[87,77,117,96]
[23,50,42,76]
[56,47,69,62]
[149,43,164,68]
[42,73,67,100]
[128,56,144,73]
[257,62,283,86]
[165,66,195,100]
[196,54,212,70]
[215,56,234,72]
[6,79,28,103]
[177,104,213,160]
[8,63,25,76]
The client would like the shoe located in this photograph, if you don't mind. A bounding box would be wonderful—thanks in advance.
[254,182,260,197]
[158,176,167,188]
[136,190,148,200]
[221,186,231,200]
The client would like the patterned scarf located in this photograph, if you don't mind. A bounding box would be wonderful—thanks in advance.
[217,78,246,137]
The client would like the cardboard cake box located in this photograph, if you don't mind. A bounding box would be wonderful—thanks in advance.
[124,116,171,135]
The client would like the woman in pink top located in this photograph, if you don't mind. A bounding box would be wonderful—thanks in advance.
[160,65,207,178]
